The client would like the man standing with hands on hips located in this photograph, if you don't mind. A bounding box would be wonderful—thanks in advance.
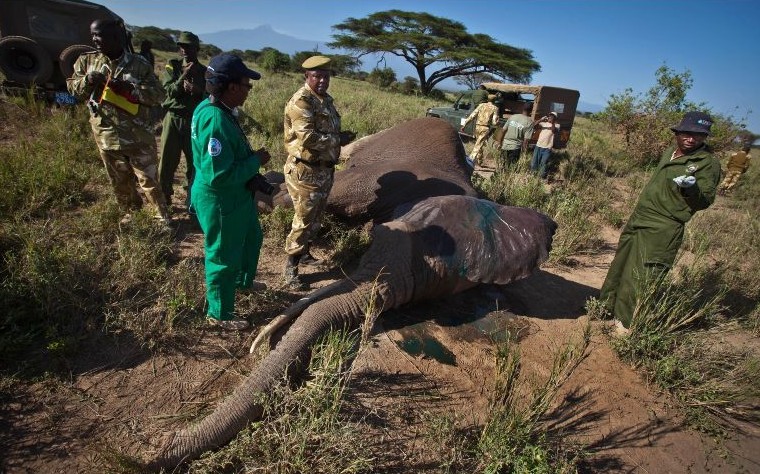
[282,55,355,290]
[600,111,721,333]
[158,31,207,214]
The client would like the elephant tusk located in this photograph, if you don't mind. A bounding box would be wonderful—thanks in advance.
[250,281,346,354]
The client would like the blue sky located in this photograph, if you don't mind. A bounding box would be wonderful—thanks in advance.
[97,0,760,133]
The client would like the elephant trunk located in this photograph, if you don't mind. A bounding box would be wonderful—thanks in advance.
[147,276,398,470]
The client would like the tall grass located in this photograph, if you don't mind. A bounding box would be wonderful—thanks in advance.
[605,250,760,435]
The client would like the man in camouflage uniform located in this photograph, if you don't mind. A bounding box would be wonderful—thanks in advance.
[157,31,206,213]
[461,94,500,167]
[283,55,353,289]
[718,144,751,195]
[67,19,169,224]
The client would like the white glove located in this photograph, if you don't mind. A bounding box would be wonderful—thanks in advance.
[673,175,696,188]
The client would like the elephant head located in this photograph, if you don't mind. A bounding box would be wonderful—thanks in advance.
[147,195,556,469]
[258,117,478,223]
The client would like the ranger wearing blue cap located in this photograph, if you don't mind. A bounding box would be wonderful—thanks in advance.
[190,53,270,330]
[158,31,207,214]
[282,55,354,289]
[600,111,721,332]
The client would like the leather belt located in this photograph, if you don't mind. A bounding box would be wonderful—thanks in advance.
[295,157,335,169]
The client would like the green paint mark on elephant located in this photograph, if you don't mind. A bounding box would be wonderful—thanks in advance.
[396,335,456,365]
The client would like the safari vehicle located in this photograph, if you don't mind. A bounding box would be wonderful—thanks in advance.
[0,0,124,102]
[426,82,580,149]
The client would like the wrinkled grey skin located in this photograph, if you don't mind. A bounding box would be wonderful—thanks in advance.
[147,195,556,469]
[258,117,478,223]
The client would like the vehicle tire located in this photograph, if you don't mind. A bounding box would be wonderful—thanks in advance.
[59,44,96,79]
[0,36,54,84]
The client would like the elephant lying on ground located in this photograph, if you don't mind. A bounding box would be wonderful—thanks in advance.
[260,117,478,223]
[147,195,557,469]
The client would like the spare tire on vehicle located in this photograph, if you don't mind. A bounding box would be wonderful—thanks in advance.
[59,44,96,79]
[0,36,54,84]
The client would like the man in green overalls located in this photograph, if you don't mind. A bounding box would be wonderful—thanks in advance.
[191,53,270,330]
[600,111,721,331]
[158,31,206,213]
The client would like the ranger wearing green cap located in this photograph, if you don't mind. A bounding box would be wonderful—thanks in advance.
[158,31,207,213]
[282,55,354,289]
[600,111,721,332]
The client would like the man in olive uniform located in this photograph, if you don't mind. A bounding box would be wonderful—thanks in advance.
[283,55,353,289]
[67,19,169,224]
[718,144,751,195]
[461,94,500,167]
[600,111,721,330]
[158,31,207,212]
[191,53,270,330]
[470,85,488,108]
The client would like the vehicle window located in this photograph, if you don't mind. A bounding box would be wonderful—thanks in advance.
[549,102,566,114]
[455,93,473,111]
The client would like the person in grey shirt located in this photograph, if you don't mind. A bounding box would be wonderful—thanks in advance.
[499,102,534,171]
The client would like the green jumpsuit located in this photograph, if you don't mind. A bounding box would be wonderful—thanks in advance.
[600,144,721,327]
[191,98,264,321]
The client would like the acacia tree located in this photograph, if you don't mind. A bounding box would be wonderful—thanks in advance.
[455,72,497,90]
[328,10,539,95]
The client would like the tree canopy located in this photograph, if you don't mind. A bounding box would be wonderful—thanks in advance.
[597,65,747,166]
[328,10,540,95]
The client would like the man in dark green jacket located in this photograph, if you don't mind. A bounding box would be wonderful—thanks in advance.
[158,31,206,213]
[600,111,721,330]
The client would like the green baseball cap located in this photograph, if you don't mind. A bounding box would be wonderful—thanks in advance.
[177,31,200,47]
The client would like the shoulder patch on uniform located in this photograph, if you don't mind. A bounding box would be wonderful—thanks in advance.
[208,138,222,157]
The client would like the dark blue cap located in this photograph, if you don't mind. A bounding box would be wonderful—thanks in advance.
[671,111,713,135]
[207,53,261,82]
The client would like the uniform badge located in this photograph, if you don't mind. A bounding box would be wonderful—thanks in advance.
[686,165,698,175]
[208,138,222,157]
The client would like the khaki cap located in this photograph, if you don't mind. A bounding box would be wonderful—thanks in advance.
[302,55,331,70]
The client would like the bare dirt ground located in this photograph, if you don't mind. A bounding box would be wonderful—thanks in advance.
[2,163,759,473]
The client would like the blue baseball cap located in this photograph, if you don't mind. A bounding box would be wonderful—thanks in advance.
[671,111,713,135]
[207,53,261,81]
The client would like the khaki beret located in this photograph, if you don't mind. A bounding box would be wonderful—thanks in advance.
[302,55,331,70]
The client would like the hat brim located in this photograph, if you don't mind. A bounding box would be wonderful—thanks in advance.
[670,126,710,135]
[243,68,261,80]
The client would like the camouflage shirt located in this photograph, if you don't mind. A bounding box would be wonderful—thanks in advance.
[463,102,499,129]
[283,83,341,164]
[67,51,165,151]
[161,58,207,117]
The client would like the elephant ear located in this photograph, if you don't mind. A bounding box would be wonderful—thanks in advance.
[397,195,557,285]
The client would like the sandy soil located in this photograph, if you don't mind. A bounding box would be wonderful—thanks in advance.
[2,163,759,473]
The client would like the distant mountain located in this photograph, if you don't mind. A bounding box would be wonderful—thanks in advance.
[199,25,334,54]
[578,101,604,114]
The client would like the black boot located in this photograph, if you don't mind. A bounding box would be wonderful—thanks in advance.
[284,254,306,290]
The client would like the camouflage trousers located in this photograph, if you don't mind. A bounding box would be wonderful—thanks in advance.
[718,169,743,192]
[284,160,334,256]
[470,125,491,165]
[99,147,169,218]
